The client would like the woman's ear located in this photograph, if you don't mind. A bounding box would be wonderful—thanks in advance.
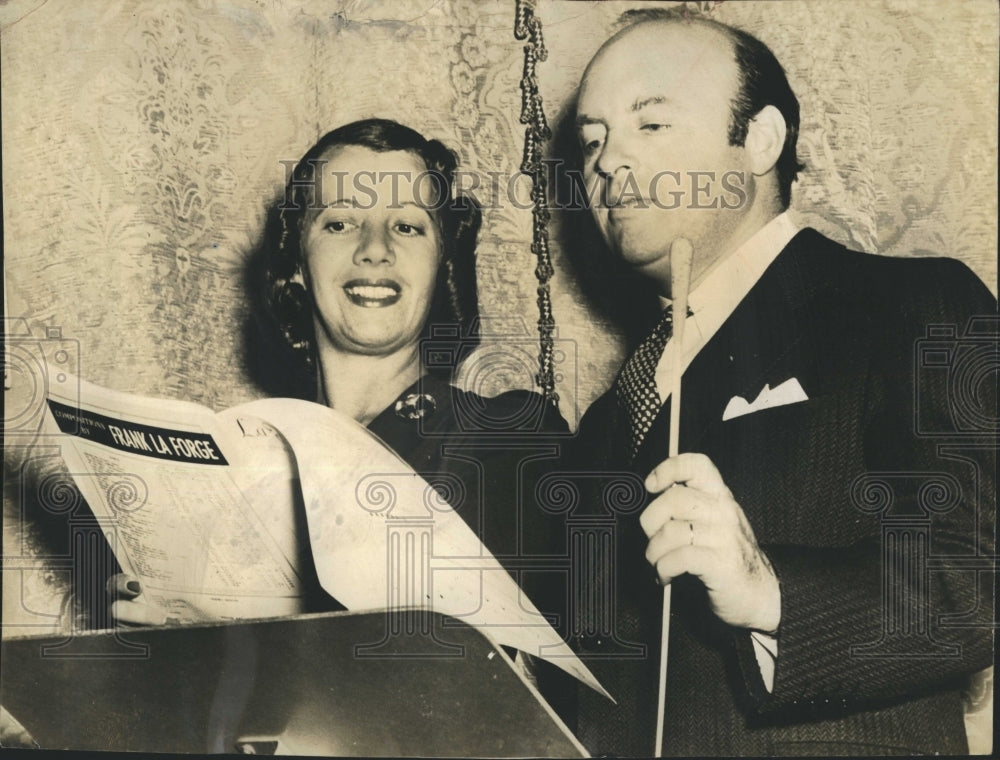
[745,105,786,177]
[290,267,306,287]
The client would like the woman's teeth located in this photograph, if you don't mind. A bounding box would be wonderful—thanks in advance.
[346,285,397,299]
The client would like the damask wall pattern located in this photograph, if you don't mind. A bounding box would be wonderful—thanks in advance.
[3,0,996,420]
[2,0,551,413]
[1,0,996,729]
[1,0,996,750]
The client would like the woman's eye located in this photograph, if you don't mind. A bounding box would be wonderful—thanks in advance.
[582,139,602,155]
[640,123,670,132]
[323,220,351,233]
[394,222,424,236]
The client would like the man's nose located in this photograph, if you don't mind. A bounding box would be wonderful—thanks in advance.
[594,131,633,180]
[354,226,395,266]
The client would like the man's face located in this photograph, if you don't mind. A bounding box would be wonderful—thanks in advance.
[577,22,756,292]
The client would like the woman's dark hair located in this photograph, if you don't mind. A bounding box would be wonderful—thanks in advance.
[248,118,482,398]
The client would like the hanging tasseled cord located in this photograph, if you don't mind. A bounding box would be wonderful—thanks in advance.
[514,0,558,407]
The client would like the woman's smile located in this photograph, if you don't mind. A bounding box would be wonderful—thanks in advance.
[343,278,402,307]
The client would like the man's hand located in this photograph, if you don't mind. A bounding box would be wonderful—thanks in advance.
[641,452,781,634]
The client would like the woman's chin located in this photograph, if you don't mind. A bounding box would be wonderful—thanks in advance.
[337,333,420,359]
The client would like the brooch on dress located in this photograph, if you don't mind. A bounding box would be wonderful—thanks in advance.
[394,393,437,420]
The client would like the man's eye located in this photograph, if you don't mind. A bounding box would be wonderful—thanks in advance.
[579,125,606,156]
[640,123,670,132]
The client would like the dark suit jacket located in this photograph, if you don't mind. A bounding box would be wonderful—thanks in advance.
[366,374,569,564]
[568,229,996,756]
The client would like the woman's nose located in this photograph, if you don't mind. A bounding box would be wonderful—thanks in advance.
[354,226,395,266]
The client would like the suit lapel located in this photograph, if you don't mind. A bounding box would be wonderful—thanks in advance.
[635,229,836,467]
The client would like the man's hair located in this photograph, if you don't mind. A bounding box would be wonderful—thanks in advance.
[251,118,481,398]
[617,8,805,209]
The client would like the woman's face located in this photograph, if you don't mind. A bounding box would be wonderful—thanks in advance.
[299,145,442,360]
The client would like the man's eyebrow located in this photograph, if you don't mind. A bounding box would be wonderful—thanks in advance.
[574,114,603,129]
[575,96,670,127]
[631,95,669,112]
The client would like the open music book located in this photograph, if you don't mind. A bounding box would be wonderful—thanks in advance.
[40,368,608,698]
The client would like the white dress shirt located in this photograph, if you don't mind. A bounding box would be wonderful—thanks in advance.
[652,212,800,692]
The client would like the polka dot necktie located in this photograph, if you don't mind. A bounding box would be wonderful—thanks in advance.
[616,306,674,462]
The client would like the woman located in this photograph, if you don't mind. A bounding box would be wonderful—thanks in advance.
[113,118,568,622]
[261,118,564,454]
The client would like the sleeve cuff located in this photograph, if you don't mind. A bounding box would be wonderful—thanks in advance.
[750,631,778,692]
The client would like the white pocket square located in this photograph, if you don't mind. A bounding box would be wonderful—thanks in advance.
[722,377,809,421]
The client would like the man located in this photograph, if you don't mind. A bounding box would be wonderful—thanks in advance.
[564,10,996,756]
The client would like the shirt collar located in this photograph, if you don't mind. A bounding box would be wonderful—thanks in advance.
[651,213,800,398]
[658,212,799,316]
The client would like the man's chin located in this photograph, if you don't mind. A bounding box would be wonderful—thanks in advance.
[613,236,671,270]
[602,235,674,290]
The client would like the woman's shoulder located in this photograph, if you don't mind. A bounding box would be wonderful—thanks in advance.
[449,384,570,435]
[377,375,569,439]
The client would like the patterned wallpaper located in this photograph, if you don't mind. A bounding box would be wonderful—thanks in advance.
[3,0,996,424]
[2,0,997,720]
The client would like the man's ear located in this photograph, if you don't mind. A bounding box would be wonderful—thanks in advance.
[745,105,786,177]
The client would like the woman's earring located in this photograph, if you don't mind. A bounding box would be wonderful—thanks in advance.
[278,208,293,253]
